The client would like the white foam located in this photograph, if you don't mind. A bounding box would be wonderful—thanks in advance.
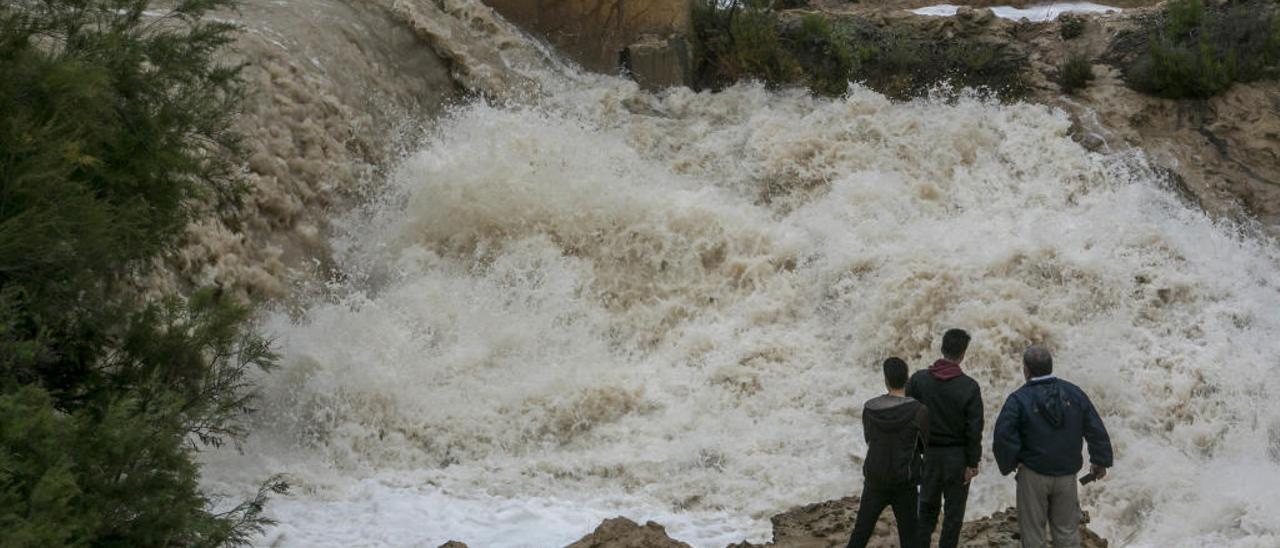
[249,477,754,547]
[911,2,1121,21]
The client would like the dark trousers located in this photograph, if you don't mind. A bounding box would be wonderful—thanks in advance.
[918,446,970,548]
[847,481,920,548]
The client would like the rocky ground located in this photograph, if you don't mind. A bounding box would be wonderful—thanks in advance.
[726,496,1108,548]
[438,494,1109,547]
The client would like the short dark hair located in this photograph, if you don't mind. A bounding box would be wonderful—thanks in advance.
[883,357,909,389]
[1023,346,1053,377]
[941,329,971,360]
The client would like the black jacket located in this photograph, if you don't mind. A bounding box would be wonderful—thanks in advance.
[906,368,983,467]
[993,376,1113,476]
[862,395,929,486]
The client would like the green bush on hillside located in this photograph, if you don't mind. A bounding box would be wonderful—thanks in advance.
[1126,0,1280,98]
[0,0,283,545]
[1059,52,1096,94]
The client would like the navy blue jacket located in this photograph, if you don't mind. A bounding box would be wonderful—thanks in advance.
[993,376,1113,477]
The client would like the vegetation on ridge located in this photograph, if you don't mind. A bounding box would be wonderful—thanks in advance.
[691,0,1030,99]
[1125,0,1280,99]
[0,0,283,545]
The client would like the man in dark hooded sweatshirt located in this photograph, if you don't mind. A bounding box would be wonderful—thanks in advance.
[993,346,1113,548]
[847,357,929,548]
[906,328,982,548]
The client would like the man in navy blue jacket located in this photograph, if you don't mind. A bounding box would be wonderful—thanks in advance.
[993,346,1113,548]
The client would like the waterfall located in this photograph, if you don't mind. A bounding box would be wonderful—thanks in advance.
[200,1,1280,546]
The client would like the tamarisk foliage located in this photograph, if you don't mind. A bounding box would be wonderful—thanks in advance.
[0,1,285,545]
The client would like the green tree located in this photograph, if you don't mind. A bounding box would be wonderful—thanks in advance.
[0,1,283,545]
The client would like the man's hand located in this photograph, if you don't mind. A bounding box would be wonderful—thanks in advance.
[964,466,980,484]
[1090,464,1108,481]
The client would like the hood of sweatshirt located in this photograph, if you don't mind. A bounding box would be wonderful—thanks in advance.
[864,395,919,430]
[929,359,964,381]
[1031,378,1065,428]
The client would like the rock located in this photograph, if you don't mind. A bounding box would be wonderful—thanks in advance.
[621,34,691,90]
[567,517,692,548]
[959,507,1109,548]
[438,542,469,548]
[726,496,888,548]
[729,496,1108,547]
[955,5,996,25]
[484,0,692,72]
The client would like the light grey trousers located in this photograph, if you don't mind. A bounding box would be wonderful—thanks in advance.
[1016,466,1081,548]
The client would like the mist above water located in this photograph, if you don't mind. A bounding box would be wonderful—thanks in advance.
[202,1,1280,546]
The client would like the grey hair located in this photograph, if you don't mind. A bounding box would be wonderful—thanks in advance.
[1023,346,1053,376]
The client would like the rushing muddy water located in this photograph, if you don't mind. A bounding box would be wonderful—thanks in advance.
[201,1,1280,546]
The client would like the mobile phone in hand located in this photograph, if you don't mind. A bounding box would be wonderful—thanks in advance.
[1079,473,1096,485]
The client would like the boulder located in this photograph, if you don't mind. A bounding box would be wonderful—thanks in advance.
[567,517,692,548]
[621,34,691,90]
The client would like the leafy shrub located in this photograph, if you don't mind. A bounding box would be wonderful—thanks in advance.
[0,0,283,545]
[1126,0,1280,98]
[1166,0,1204,37]
[692,0,803,88]
[948,40,998,73]
[783,14,857,95]
[1129,36,1234,98]
[0,380,286,547]
[1060,14,1086,40]
[1059,52,1096,94]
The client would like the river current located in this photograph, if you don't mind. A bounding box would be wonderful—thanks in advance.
[201,1,1280,546]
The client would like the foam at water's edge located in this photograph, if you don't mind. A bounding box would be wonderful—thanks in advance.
[201,2,1280,547]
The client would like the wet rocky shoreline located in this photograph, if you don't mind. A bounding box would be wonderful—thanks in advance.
[442,495,1109,547]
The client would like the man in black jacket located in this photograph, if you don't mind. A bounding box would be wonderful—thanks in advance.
[993,346,1113,548]
[906,328,982,548]
[847,357,929,548]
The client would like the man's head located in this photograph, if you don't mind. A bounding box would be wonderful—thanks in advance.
[883,357,909,391]
[941,328,971,362]
[1023,345,1053,379]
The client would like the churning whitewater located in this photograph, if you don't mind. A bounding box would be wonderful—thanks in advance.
[201,1,1280,547]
